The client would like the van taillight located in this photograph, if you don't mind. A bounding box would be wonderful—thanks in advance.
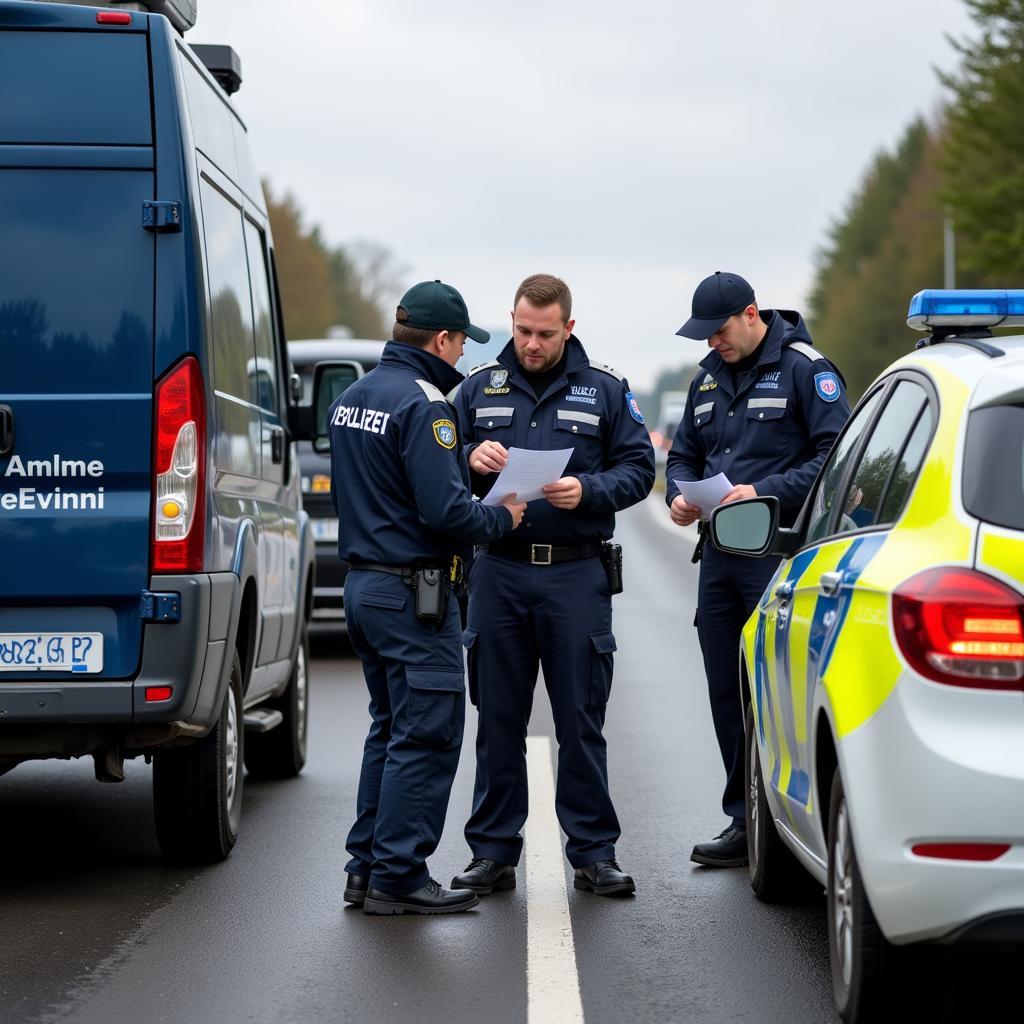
[153,357,206,573]
[892,567,1024,690]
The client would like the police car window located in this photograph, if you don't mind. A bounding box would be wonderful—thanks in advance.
[244,219,279,413]
[835,381,929,535]
[200,180,256,404]
[878,403,934,524]
[963,404,1024,530]
[806,388,883,544]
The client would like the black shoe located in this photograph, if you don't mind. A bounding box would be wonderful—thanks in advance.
[691,825,749,867]
[363,878,480,916]
[451,858,516,895]
[343,872,369,906]
[573,859,636,897]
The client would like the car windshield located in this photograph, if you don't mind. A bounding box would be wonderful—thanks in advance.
[963,403,1024,530]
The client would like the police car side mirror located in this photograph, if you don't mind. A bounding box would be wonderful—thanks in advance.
[709,496,800,559]
[303,360,364,452]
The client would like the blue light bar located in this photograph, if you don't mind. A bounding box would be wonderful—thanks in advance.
[907,289,1024,331]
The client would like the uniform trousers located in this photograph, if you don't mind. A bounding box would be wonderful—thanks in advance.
[696,545,781,824]
[344,569,466,894]
[464,552,620,868]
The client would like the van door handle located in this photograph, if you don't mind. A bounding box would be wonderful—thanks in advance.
[0,405,13,458]
[271,425,285,464]
[819,571,844,597]
[774,579,795,601]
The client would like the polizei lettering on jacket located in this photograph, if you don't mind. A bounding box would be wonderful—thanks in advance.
[332,405,391,435]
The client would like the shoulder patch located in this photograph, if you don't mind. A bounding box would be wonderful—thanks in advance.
[415,379,449,405]
[625,391,645,424]
[466,360,501,378]
[432,418,457,449]
[787,340,826,362]
[814,371,841,403]
[589,360,625,382]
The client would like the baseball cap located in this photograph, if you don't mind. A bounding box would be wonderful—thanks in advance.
[676,271,756,340]
[397,280,490,344]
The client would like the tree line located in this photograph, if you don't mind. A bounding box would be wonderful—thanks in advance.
[265,183,401,342]
[641,0,1024,414]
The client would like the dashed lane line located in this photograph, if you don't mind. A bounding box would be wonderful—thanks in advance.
[525,735,585,1024]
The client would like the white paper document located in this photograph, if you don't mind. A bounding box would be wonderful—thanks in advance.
[482,447,574,506]
[673,473,734,517]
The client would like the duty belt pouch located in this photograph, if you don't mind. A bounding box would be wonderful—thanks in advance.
[601,542,624,595]
[414,567,450,624]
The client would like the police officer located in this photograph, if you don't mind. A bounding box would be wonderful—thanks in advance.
[450,274,655,897]
[666,271,850,866]
[331,280,526,915]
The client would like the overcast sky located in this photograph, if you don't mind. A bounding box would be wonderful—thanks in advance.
[191,0,973,390]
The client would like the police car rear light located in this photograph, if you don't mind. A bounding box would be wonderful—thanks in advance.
[907,289,1024,331]
[96,11,133,25]
[911,843,1010,862]
[892,567,1024,690]
[145,686,173,703]
[153,357,206,573]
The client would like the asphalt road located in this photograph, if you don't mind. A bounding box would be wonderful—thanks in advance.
[0,498,1008,1024]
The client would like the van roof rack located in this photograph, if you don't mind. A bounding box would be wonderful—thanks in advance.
[190,44,242,95]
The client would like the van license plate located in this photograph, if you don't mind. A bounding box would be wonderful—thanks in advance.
[311,519,339,542]
[0,633,103,674]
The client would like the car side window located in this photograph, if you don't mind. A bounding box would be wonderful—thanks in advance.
[878,403,934,523]
[834,380,930,536]
[201,179,256,404]
[805,388,884,544]
[244,219,279,414]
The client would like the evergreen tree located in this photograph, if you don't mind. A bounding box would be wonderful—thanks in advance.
[940,0,1024,277]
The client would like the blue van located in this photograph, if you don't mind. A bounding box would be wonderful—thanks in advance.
[0,1,317,862]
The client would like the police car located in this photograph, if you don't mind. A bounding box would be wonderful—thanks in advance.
[709,290,1024,1022]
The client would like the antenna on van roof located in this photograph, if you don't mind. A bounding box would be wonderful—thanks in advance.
[190,44,243,95]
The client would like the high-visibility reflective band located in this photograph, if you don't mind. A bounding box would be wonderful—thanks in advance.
[556,410,601,426]
[748,398,788,409]
[694,403,714,416]
[475,407,514,421]
[907,289,1024,331]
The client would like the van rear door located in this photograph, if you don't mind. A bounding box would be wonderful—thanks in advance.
[0,19,154,680]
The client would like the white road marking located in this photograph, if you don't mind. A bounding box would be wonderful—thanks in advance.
[525,735,585,1024]
[645,491,698,545]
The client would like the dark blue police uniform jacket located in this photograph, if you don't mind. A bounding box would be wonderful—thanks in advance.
[451,335,655,868]
[329,341,512,896]
[664,309,850,824]
[453,335,655,537]
[665,309,849,523]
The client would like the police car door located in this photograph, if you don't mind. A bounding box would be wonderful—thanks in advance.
[773,376,935,850]
[760,387,884,850]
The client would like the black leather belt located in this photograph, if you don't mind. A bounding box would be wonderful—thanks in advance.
[349,559,465,586]
[483,540,602,566]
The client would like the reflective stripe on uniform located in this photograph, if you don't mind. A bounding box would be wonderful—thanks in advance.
[556,410,601,426]
[416,379,448,404]
[475,406,514,421]
[748,397,788,409]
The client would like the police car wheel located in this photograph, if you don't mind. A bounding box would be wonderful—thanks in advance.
[152,652,245,864]
[744,702,815,903]
[245,628,310,780]
[827,769,893,1023]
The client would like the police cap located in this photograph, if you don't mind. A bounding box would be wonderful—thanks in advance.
[398,280,490,344]
[677,271,756,340]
